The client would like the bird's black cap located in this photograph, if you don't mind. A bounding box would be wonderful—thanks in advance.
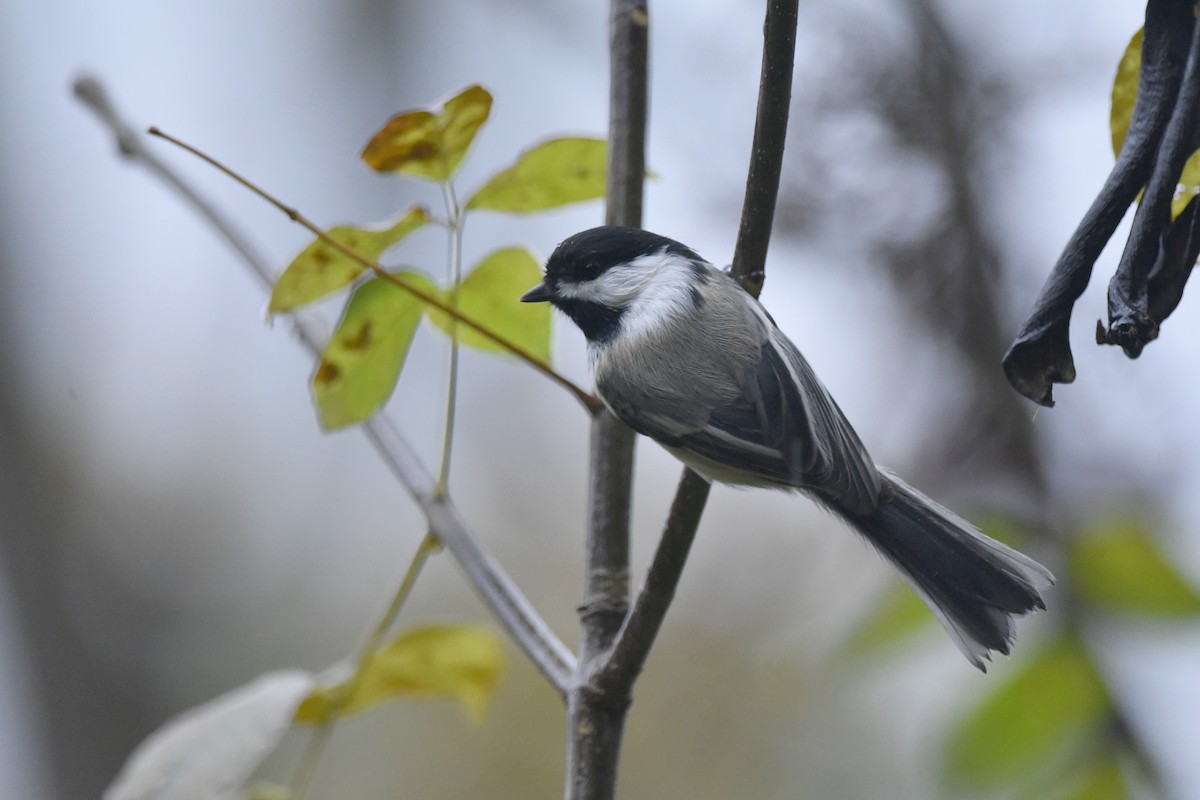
[541,226,703,288]
[520,226,708,343]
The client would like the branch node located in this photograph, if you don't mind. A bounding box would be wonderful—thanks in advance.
[577,676,632,715]
[577,597,630,624]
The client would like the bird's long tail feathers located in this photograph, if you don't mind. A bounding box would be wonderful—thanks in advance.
[845,475,1054,671]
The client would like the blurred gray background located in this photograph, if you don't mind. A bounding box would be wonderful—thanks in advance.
[3,0,1200,797]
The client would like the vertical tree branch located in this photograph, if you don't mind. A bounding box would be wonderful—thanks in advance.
[566,2,798,798]
[731,0,799,297]
[595,0,798,698]
[605,0,650,229]
[564,2,648,798]
[594,468,711,696]
[564,411,636,800]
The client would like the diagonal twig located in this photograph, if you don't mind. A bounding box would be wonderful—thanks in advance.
[730,0,798,295]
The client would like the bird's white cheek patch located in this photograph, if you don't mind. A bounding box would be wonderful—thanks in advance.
[553,250,713,342]
[556,267,653,307]
[617,255,705,341]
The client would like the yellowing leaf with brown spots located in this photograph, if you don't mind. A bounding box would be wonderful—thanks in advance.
[269,208,430,313]
[425,247,552,363]
[294,626,504,724]
[466,137,607,213]
[361,85,492,180]
[312,271,434,429]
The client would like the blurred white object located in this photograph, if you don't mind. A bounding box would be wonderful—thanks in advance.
[104,670,314,800]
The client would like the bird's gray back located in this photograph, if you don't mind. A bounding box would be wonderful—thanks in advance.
[592,269,761,432]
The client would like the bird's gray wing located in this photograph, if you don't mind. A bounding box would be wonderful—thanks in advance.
[594,282,881,514]
[754,325,882,513]
[662,320,882,515]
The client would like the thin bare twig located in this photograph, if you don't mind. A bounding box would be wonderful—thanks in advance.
[731,0,798,296]
[565,0,799,793]
[74,74,575,694]
[563,1,648,798]
[595,0,799,705]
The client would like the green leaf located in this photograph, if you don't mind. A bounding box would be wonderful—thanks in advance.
[846,584,934,653]
[312,272,433,429]
[1061,758,1129,800]
[269,208,431,313]
[946,636,1110,790]
[1069,517,1200,616]
[294,625,504,724]
[360,85,493,180]
[1110,28,1141,157]
[466,137,607,213]
[426,247,552,362]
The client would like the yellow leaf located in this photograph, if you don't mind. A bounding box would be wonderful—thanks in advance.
[361,85,493,180]
[269,208,430,313]
[466,137,607,213]
[1110,28,1142,157]
[426,247,552,362]
[312,272,434,429]
[294,625,504,724]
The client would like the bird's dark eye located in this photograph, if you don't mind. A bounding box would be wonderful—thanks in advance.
[582,261,601,278]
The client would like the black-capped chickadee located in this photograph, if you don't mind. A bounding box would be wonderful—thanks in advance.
[522,225,1053,670]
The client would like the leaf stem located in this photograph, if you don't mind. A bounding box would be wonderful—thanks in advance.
[435,181,465,497]
[291,533,441,799]
[145,126,603,415]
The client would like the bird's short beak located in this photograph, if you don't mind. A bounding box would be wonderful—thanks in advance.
[520,281,553,303]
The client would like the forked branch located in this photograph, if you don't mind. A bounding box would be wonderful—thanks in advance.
[74,74,576,694]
